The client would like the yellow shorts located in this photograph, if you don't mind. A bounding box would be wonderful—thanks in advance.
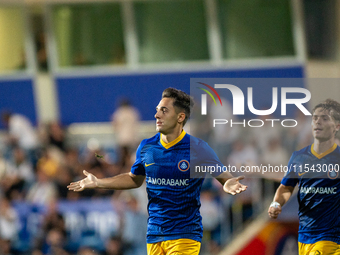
[147,238,201,255]
[299,241,340,255]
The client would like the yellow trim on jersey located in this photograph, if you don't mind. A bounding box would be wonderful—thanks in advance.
[160,130,186,149]
[147,238,201,255]
[299,241,340,255]
[311,143,337,159]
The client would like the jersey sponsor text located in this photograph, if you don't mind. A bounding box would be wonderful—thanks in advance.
[147,177,189,186]
[300,186,337,194]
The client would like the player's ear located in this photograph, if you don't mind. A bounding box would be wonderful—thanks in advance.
[335,121,340,132]
[177,112,186,124]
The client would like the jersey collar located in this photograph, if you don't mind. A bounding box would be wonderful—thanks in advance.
[311,143,337,159]
[160,130,186,149]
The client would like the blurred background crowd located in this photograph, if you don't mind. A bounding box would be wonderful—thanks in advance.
[0,102,147,255]
[1,100,330,255]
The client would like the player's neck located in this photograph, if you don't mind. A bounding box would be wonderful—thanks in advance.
[313,138,335,154]
[161,127,183,144]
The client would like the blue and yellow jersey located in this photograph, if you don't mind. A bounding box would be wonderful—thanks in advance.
[131,130,223,244]
[281,143,340,244]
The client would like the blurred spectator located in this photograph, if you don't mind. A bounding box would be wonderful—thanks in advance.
[111,99,140,169]
[33,200,66,253]
[1,111,40,166]
[249,114,282,155]
[120,192,148,255]
[81,147,108,172]
[209,98,240,159]
[200,189,221,254]
[104,236,123,255]
[0,152,6,182]
[1,147,35,200]
[261,137,290,181]
[227,140,261,222]
[190,102,212,142]
[0,239,12,255]
[41,227,69,255]
[44,122,67,152]
[43,200,65,232]
[117,146,133,172]
[125,182,148,215]
[0,197,19,250]
[37,149,60,178]
[26,169,57,205]
[36,32,48,71]
[201,190,220,233]
[54,167,74,199]
[227,140,259,169]
[77,247,100,255]
[283,111,313,153]
[64,149,84,187]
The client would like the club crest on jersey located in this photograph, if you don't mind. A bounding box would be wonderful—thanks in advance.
[178,160,190,172]
[328,168,339,179]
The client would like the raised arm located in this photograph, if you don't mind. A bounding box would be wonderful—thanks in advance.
[268,184,295,219]
[67,170,145,192]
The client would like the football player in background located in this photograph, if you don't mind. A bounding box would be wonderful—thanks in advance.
[269,99,340,255]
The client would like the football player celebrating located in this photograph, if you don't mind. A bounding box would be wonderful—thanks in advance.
[68,87,247,255]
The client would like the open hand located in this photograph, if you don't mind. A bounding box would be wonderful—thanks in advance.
[67,170,98,192]
[223,176,247,195]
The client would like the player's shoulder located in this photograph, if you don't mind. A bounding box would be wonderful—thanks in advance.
[334,144,340,154]
[187,134,215,155]
[187,133,209,148]
[139,133,161,149]
[143,133,161,144]
[291,144,312,158]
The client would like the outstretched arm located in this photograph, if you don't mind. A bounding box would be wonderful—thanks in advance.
[215,172,248,195]
[67,170,145,192]
[268,184,295,219]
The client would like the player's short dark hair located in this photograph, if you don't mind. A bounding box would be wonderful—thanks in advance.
[313,99,340,123]
[162,88,194,126]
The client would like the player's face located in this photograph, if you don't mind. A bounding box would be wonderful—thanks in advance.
[312,108,340,141]
[154,97,181,134]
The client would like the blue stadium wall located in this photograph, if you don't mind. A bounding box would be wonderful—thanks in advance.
[56,66,305,125]
[0,78,36,129]
[0,65,305,128]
